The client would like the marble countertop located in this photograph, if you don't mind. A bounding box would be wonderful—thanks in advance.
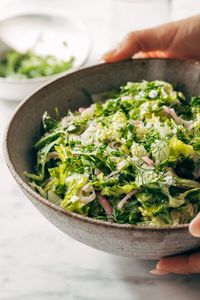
[0,1,200,299]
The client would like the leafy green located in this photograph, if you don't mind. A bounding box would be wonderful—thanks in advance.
[0,50,74,79]
[169,136,196,158]
[27,80,200,225]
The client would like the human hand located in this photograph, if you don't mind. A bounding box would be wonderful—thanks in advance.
[150,213,200,275]
[103,14,200,275]
[103,15,200,62]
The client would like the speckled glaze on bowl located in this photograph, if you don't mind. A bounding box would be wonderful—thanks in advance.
[4,59,200,259]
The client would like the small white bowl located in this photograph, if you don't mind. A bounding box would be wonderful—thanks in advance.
[0,73,68,101]
[0,13,91,101]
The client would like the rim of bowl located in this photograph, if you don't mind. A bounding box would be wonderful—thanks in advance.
[0,12,91,84]
[4,58,196,231]
[0,68,78,84]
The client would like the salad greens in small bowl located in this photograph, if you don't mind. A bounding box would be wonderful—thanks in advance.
[0,13,91,101]
[4,59,200,259]
[0,49,75,101]
[0,50,74,80]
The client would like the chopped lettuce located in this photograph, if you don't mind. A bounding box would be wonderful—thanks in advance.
[27,80,200,225]
[169,136,196,158]
[0,50,74,79]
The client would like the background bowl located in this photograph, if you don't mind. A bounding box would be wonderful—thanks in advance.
[0,13,91,101]
[4,59,200,259]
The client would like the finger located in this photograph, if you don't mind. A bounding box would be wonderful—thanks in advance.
[189,212,200,237]
[133,51,171,58]
[150,269,171,275]
[103,31,142,62]
[103,49,118,62]
[103,22,178,62]
[156,255,190,274]
[151,252,200,275]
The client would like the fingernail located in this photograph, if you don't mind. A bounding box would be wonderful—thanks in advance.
[150,269,171,275]
[189,212,200,237]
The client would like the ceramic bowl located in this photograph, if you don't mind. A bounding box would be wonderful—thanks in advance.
[0,13,91,101]
[4,59,200,259]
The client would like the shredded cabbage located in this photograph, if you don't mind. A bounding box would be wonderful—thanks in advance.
[26,80,200,225]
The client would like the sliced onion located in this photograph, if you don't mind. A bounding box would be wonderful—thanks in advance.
[117,190,137,210]
[108,170,120,177]
[46,151,59,161]
[97,193,113,216]
[163,106,193,129]
[79,107,86,113]
[80,184,96,204]
[79,106,95,116]
[142,156,154,167]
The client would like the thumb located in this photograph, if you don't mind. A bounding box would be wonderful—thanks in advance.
[103,22,178,62]
[189,212,200,237]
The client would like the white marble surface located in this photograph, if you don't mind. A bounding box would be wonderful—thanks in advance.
[0,1,200,299]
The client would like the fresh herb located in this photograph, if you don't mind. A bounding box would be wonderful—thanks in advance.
[0,50,74,79]
[27,81,200,225]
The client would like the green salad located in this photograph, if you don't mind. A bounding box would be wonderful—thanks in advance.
[0,50,74,79]
[26,80,200,225]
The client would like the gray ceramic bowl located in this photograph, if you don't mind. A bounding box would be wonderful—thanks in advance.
[4,59,200,259]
